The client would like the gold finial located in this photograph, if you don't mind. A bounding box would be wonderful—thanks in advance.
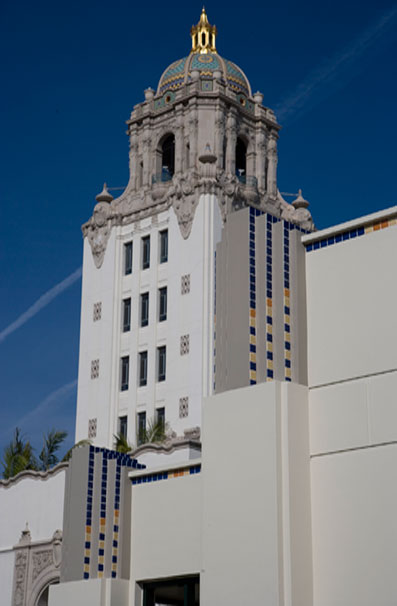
[190,8,217,54]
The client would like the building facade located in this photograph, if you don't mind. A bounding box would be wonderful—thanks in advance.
[2,10,397,606]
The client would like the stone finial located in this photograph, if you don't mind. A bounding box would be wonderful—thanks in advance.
[292,189,309,209]
[253,91,264,104]
[95,183,113,204]
[19,523,31,544]
[144,88,154,101]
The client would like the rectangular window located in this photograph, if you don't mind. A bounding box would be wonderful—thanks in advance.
[122,298,131,332]
[157,346,166,382]
[156,407,165,430]
[124,242,133,275]
[139,351,148,387]
[137,411,146,445]
[119,415,128,439]
[142,235,150,270]
[120,356,129,391]
[159,229,168,263]
[158,287,167,322]
[140,292,149,327]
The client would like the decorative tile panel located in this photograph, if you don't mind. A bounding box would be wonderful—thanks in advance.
[88,418,97,439]
[179,397,189,418]
[305,218,397,252]
[283,221,291,382]
[181,274,190,294]
[180,334,190,355]
[131,464,201,486]
[93,302,102,322]
[91,359,99,379]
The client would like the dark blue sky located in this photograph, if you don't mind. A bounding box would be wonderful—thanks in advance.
[1,0,396,460]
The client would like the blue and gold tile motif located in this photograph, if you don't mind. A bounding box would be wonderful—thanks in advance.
[224,60,250,96]
[305,217,397,252]
[131,464,201,485]
[283,221,291,382]
[158,58,187,95]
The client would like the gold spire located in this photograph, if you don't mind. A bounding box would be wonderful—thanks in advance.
[190,8,217,54]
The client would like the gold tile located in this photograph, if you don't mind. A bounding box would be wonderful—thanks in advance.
[285,332,290,342]
[266,342,273,352]
[249,352,256,363]
[98,556,104,565]
[285,350,291,360]
[249,335,256,345]
[285,367,291,378]
[98,572,104,579]
[249,317,256,328]
[84,564,90,573]
[99,541,105,550]
[268,360,274,370]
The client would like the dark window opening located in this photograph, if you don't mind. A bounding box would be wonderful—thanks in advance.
[160,229,168,263]
[124,242,133,275]
[156,407,165,430]
[137,411,146,446]
[157,346,166,382]
[139,351,148,387]
[235,137,247,179]
[121,356,129,391]
[140,292,149,327]
[123,298,131,332]
[142,575,199,606]
[142,235,150,270]
[159,287,167,322]
[162,134,175,178]
[119,415,128,439]
[201,32,206,46]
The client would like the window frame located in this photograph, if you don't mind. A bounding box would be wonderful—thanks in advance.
[137,411,146,446]
[140,292,149,327]
[159,229,168,264]
[141,235,150,270]
[124,242,133,275]
[122,297,131,332]
[157,345,166,382]
[119,415,128,439]
[138,351,148,387]
[120,356,130,391]
[158,286,167,322]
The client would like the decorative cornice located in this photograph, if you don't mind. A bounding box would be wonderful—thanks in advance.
[0,462,68,489]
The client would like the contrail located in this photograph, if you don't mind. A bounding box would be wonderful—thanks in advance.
[275,6,397,122]
[0,267,82,344]
[0,379,78,440]
[17,379,78,429]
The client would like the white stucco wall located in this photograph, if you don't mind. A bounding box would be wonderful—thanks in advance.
[201,381,312,606]
[76,195,223,450]
[130,472,202,584]
[305,221,397,387]
[0,466,66,606]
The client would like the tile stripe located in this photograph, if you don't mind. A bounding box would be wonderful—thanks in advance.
[305,218,397,252]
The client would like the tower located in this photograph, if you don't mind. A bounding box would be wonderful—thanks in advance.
[75,10,314,449]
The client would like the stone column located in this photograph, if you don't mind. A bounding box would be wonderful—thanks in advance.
[267,130,278,197]
[225,110,237,175]
[142,120,151,187]
[214,107,225,170]
[174,109,184,174]
[188,105,198,171]
[129,126,139,191]
[255,127,266,191]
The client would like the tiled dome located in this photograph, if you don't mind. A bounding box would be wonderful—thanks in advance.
[157,52,252,97]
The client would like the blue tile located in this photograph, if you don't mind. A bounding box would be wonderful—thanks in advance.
[250,344,256,352]
[358,227,365,236]
[111,571,117,579]
[85,541,91,549]
[284,324,290,333]
[350,229,357,238]
[113,540,118,548]
[267,351,273,360]
[99,549,104,556]
[335,234,342,242]
[84,572,90,580]
[266,316,273,325]
[285,359,291,368]
[285,341,291,350]
[100,533,105,541]
[284,306,290,314]
[250,362,257,370]
[98,564,104,572]
[327,237,335,245]
[267,333,273,342]
[112,555,117,563]
[342,232,349,241]
[314,242,320,250]
[306,244,313,252]
[267,369,274,378]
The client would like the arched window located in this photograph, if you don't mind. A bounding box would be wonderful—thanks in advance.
[235,137,247,180]
[161,134,175,179]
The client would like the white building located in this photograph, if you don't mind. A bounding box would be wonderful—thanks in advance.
[1,10,397,606]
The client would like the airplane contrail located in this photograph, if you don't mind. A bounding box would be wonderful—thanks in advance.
[275,6,397,122]
[0,267,82,344]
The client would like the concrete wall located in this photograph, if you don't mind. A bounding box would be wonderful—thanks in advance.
[201,382,312,606]
[305,212,397,606]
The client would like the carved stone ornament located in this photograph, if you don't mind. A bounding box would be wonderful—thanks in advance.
[32,550,53,582]
[83,201,114,269]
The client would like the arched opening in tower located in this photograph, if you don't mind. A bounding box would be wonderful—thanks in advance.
[235,137,247,180]
[161,134,175,178]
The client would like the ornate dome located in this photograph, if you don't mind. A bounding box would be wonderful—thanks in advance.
[157,9,252,98]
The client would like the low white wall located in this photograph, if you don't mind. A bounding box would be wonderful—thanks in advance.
[311,444,397,606]
[0,551,15,606]
[49,578,129,606]
[0,465,66,548]
[130,473,202,583]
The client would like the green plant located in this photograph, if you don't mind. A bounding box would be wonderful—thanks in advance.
[38,429,68,470]
[1,428,37,479]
